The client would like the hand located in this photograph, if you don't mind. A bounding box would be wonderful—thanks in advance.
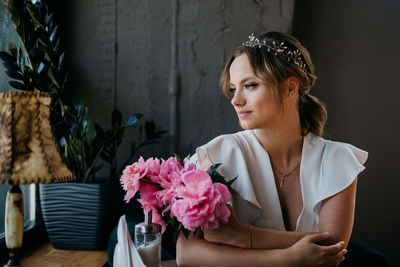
[203,205,250,248]
[288,232,347,267]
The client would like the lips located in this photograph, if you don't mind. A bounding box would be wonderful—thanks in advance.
[237,110,252,118]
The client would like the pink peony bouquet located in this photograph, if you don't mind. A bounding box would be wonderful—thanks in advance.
[120,156,236,237]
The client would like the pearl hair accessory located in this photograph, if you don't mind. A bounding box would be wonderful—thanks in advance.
[243,33,309,73]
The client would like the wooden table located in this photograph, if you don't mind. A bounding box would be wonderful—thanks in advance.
[19,240,178,266]
[20,242,107,267]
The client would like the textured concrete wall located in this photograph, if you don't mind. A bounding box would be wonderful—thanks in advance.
[64,0,295,168]
[0,2,21,93]
[293,1,400,265]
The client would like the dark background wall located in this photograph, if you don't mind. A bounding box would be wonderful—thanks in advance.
[293,0,400,265]
[62,0,295,162]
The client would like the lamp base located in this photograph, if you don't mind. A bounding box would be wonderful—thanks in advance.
[4,186,23,267]
[4,248,21,267]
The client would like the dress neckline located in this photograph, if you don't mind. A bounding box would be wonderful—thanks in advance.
[248,130,307,231]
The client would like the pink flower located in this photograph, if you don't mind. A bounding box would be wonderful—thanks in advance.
[154,157,197,212]
[182,158,196,173]
[137,183,166,233]
[155,157,184,190]
[120,157,149,202]
[170,169,231,231]
[145,157,162,184]
[120,156,233,234]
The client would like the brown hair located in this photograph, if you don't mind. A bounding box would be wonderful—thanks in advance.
[220,31,327,137]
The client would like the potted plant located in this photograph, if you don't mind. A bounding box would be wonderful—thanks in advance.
[0,0,164,250]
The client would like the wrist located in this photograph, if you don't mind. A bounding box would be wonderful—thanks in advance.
[232,222,251,248]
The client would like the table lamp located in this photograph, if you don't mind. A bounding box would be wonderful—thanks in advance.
[0,91,74,267]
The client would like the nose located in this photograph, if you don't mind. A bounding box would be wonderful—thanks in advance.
[231,89,245,107]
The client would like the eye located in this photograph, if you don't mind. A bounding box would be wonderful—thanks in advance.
[244,83,258,90]
[228,88,236,93]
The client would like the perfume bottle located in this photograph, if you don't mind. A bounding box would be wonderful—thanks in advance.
[134,210,161,267]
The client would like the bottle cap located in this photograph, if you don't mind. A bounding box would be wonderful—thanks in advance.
[135,210,161,234]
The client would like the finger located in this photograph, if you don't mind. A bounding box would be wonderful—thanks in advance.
[306,232,330,243]
[323,241,345,255]
[226,205,238,221]
[324,248,347,267]
[227,204,234,212]
[336,249,347,265]
[338,248,347,258]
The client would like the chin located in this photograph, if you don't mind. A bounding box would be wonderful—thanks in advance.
[239,120,257,130]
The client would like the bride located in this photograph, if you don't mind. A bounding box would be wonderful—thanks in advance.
[176,31,367,267]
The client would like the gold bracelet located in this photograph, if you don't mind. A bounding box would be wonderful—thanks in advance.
[248,225,253,249]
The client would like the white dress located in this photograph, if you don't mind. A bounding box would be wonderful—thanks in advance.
[190,130,368,232]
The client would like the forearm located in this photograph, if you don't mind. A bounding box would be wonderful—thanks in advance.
[251,227,310,249]
[204,213,312,249]
[176,232,294,267]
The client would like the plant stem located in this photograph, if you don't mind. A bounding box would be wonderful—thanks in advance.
[82,146,104,183]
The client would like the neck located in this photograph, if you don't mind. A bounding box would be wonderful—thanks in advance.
[254,115,303,169]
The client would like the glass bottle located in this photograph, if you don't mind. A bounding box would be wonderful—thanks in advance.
[134,210,161,267]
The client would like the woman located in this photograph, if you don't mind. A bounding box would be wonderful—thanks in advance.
[176,31,367,266]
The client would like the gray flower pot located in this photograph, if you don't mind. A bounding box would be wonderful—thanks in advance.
[39,182,122,250]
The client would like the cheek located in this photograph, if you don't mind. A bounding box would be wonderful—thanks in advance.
[254,93,279,114]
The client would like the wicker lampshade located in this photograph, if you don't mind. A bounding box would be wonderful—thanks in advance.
[0,91,73,184]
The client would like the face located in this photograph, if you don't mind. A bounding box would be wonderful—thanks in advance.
[229,54,282,130]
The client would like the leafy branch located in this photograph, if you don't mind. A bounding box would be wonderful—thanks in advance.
[0,0,164,182]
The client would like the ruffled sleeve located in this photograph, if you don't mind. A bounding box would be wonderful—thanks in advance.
[315,141,368,208]
[195,134,243,185]
[193,133,263,224]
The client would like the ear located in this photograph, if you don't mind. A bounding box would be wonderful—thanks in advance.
[285,77,300,97]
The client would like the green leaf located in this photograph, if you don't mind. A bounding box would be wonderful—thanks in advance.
[173,226,180,245]
[50,25,57,42]
[45,12,53,25]
[89,131,97,143]
[112,108,122,127]
[25,2,45,30]
[59,136,66,147]
[8,81,25,90]
[37,36,51,49]
[95,123,106,139]
[173,153,183,165]
[57,52,64,69]
[18,48,24,67]
[226,176,238,187]
[47,67,60,88]
[0,51,15,62]
[182,227,190,240]
[81,119,88,133]
[2,60,20,72]
[101,152,112,162]
[5,70,23,80]
[207,163,221,176]
[126,113,143,127]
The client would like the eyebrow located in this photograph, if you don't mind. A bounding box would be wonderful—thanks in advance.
[230,76,257,87]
